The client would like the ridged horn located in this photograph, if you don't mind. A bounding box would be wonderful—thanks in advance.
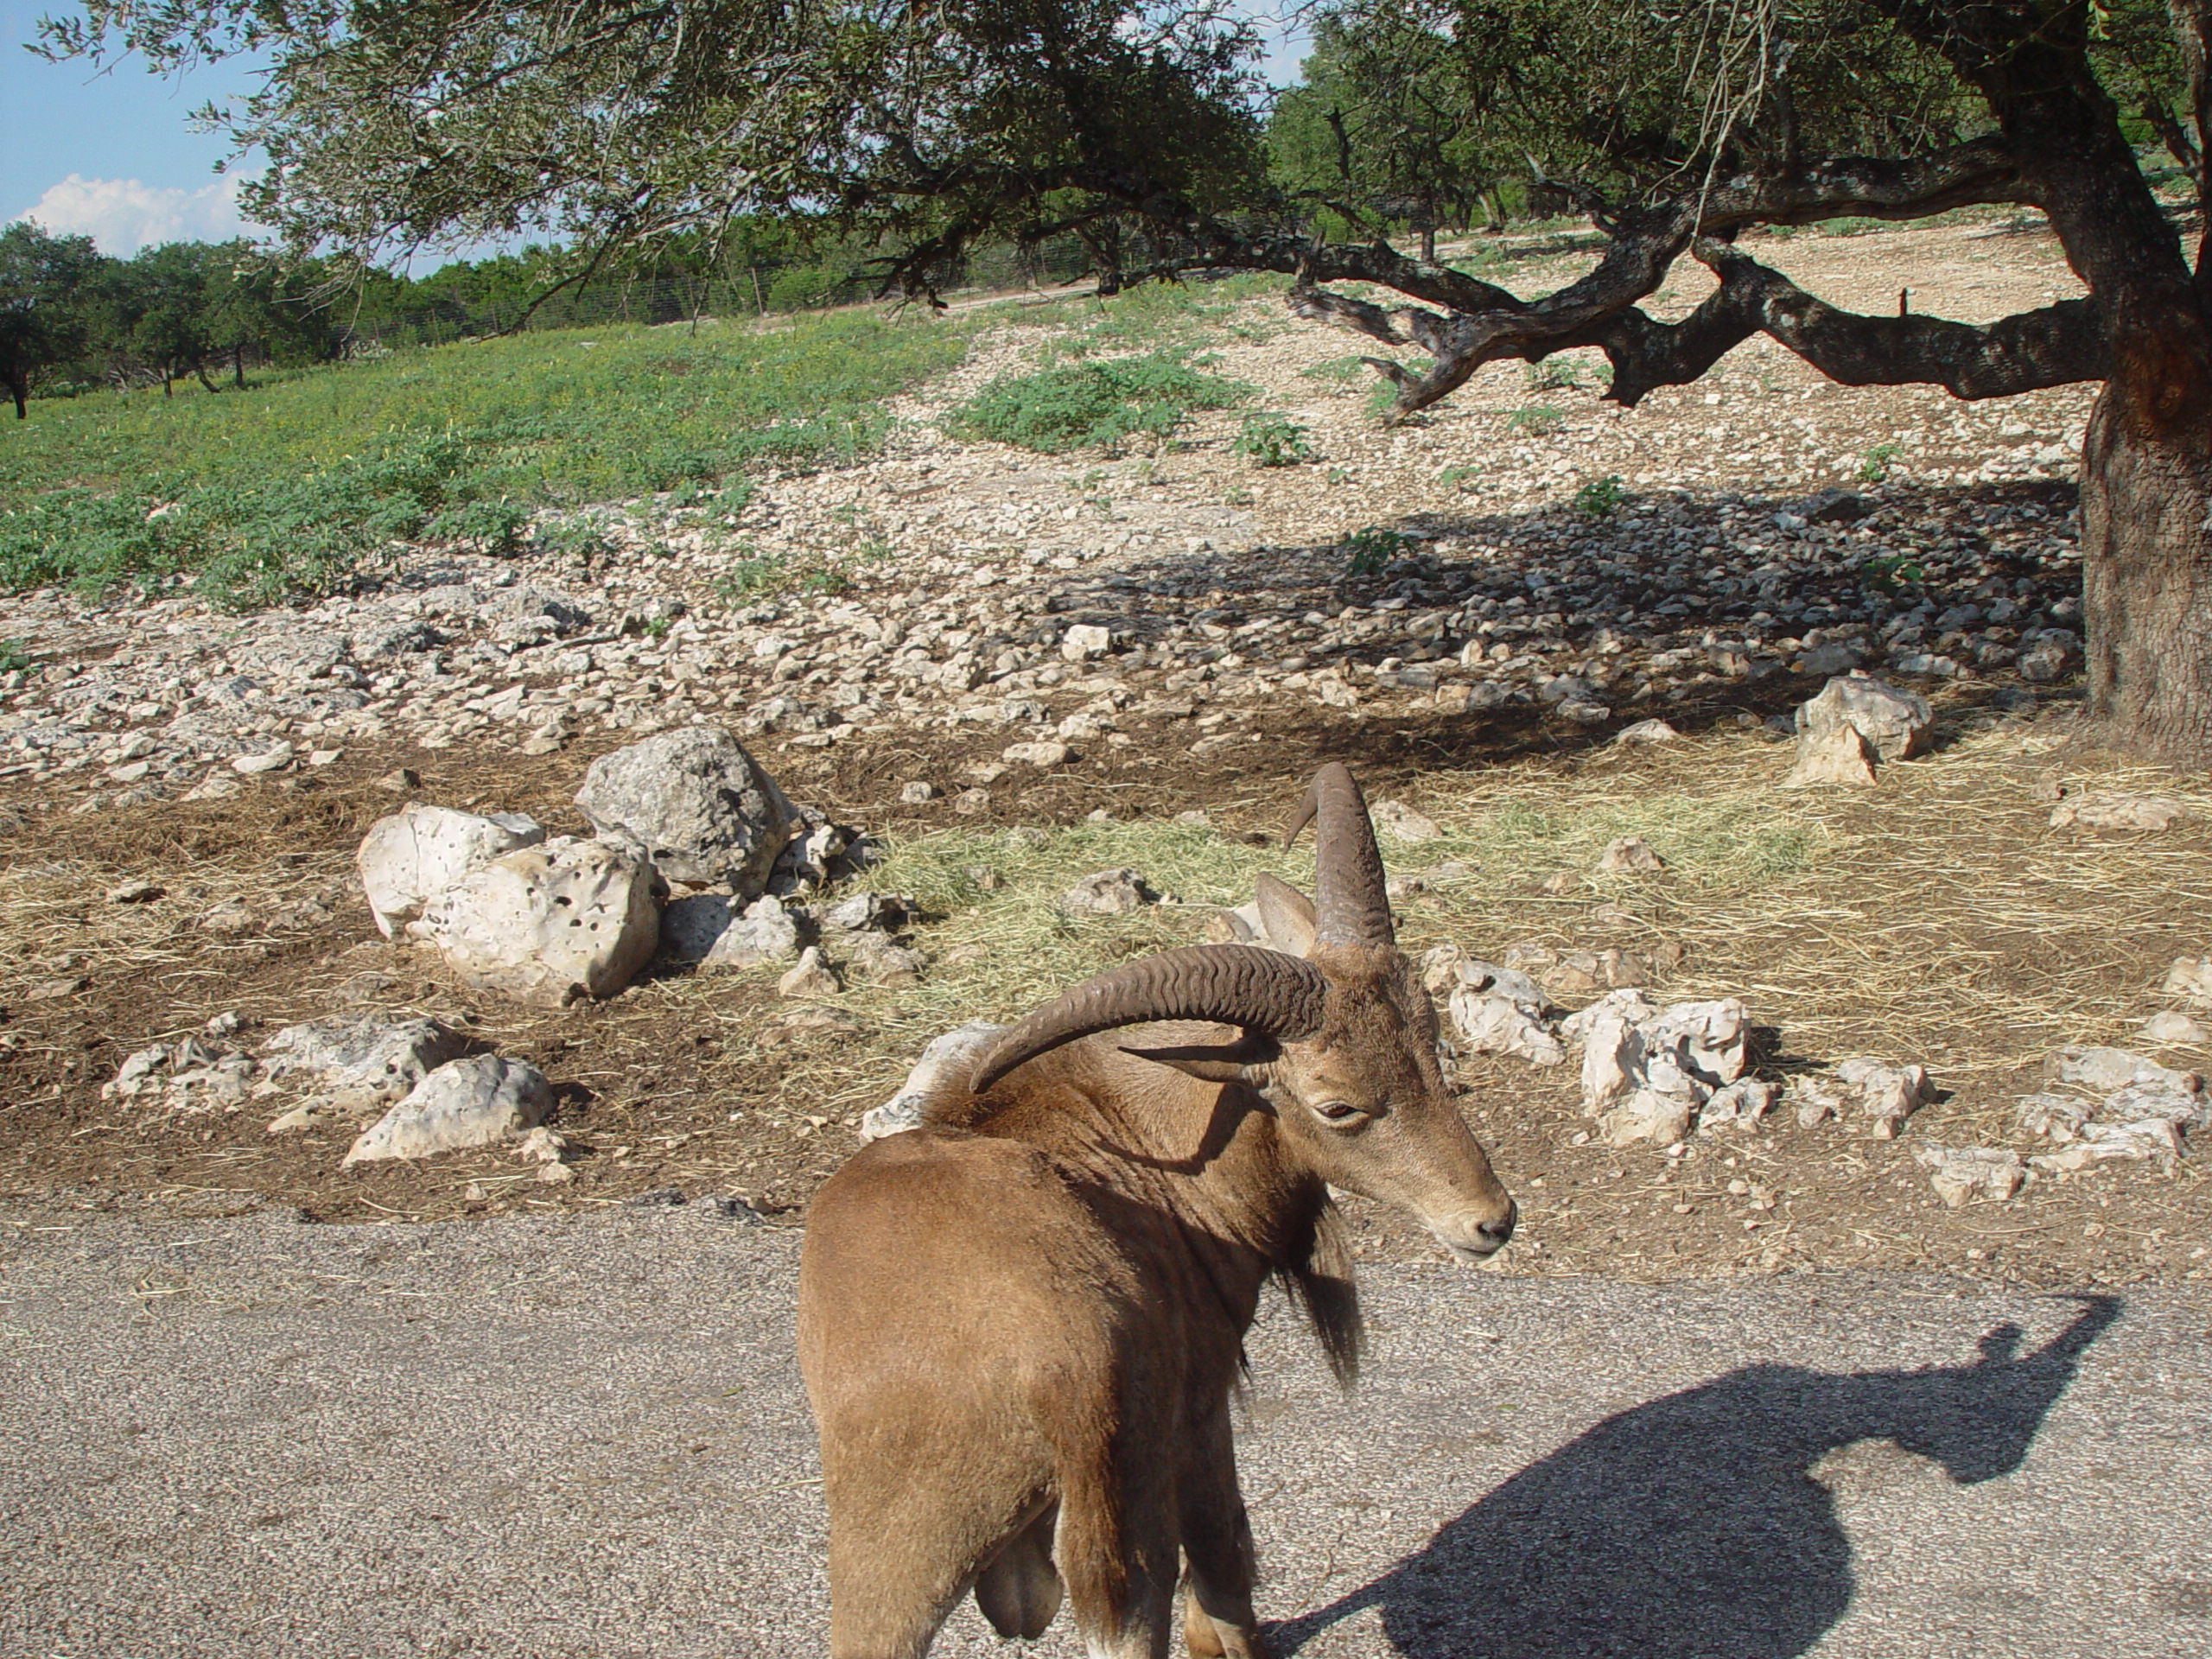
[969,945,1329,1093]
[1281,763,1395,945]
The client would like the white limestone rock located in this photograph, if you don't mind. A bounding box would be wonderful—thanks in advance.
[575,724,795,898]
[1783,724,1878,788]
[357,804,546,939]
[1914,1145,2027,1208]
[1835,1058,1936,1138]
[662,893,802,969]
[1061,868,1158,915]
[261,1013,469,1114]
[2160,955,2212,1004]
[1796,672,1932,763]
[860,1022,1007,1141]
[1446,959,1564,1067]
[414,836,661,1008]
[1565,989,1749,1146]
[341,1055,553,1166]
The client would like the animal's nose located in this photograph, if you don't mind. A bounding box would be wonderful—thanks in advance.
[1476,1200,1517,1248]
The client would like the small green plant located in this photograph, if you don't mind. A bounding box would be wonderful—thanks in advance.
[1572,475,1627,517]
[1858,442,1902,482]
[1365,383,1408,421]
[1859,551,1927,593]
[1300,353,1369,386]
[1506,406,1566,436]
[1341,524,1416,577]
[641,614,673,639]
[1219,485,1255,506]
[1438,463,1482,492]
[1524,358,1581,391]
[1232,413,1314,467]
[0,638,29,674]
[949,353,1252,454]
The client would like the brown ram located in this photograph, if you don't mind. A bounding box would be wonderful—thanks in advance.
[797,764,1515,1658]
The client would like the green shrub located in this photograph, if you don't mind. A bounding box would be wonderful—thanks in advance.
[0,638,30,673]
[1573,475,1627,517]
[1505,405,1566,435]
[1858,442,1902,483]
[1232,413,1313,467]
[1341,524,1417,577]
[1524,358,1581,391]
[950,353,1252,454]
[1438,463,1482,492]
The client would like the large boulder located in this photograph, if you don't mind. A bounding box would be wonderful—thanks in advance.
[415,836,661,1008]
[357,805,545,938]
[341,1056,553,1166]
[575,725,794,897]
[1795,673,1933,764]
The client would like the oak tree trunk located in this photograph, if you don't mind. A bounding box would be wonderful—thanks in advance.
[2080,382,2212,760]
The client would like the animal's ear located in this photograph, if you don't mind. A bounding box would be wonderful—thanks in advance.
[1253,872,1319,957]
[1121,1032,1281,1084]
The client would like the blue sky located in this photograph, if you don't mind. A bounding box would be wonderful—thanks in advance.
[7,2,1310,261]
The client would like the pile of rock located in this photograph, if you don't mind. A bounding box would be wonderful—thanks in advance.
[350,723,894,1009]
[1564,988,1771,1147]
[2015,1045,2204,1173]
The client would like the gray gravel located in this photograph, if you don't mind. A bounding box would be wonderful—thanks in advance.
[4,1206,2207,1657]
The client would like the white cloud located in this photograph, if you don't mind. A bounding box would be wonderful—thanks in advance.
[11,172,263,255]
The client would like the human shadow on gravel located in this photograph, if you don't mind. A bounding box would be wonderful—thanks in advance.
[1268,1294,2118,1658]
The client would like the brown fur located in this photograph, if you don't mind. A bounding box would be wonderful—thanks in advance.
[798,938,1515,1659]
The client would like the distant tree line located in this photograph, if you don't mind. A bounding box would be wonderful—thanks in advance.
[0,213,1115,419]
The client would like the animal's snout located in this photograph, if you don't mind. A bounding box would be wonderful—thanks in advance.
[1431,1195,1516,1261]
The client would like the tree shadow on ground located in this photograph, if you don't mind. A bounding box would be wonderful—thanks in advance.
[1268,1295,2118,1658]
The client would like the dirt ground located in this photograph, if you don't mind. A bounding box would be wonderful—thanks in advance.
[3,219,2207,1292]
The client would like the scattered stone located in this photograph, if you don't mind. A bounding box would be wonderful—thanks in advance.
[231,741,295,775]
[1370,799,1441,842]
[2101,1080,2211,1132]
[357,804,547,939]
[2015,1093,2094,1140]
[2161,955,2212,1004]
[1597,836,1664,874]
[1060,623,1114,661]
[200,899,257,936]
[663,893,802,969]
[953,787,993,816]
[1794,643,1863,677]
[375,768,422,793]
[105,879,162,904]
[1060,868,1157,915]
[1783,724,1878,788]
[1697,1077,1781,1128]
[2050,792,2189,832]
[1798,487,1871,524]
[2030,1119,2184,1172]
[967,865,1007,890]
[24,975,85,1000]
[1002,740,1073,767]
[1796,672,1933,763]
[514,1125,569,1165]
[413,836,661,1008]
[341,1055,554,1166]
[1564,989,1749,1147]
[1834,1058,1936,1138]
[105,1036,257,1112]
[1612,719,1680,745]
[860,1021,1007,1140]
[778,946,842,998]
[1914,1145,2028,1207]
[1445,958,1565,1066]
[2139,1010,2210,1046]
[261,1013,469,1115]
[848,934,925,987]
[575,724,795,898]
[1540,871,1583,896]
[899,780,938,804]
[2043,1045,2201,1097]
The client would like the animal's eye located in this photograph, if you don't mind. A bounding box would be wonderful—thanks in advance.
[1311,1099,1364,1125]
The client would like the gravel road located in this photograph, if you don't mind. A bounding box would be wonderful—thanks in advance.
[4,1206,2206,1658]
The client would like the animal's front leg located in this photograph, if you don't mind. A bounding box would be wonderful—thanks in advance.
[1176,1401,1271,1659]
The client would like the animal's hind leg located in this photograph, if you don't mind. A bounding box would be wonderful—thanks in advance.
[976,1501,1064,1638]
[1176,1403,1270,1659]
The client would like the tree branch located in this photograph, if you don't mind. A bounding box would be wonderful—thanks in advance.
[1586,244,2108,407]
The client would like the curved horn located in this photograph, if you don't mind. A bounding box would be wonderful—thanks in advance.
[1281,763,1395,946]
[970,945,1329,1093]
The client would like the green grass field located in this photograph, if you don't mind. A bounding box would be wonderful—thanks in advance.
[0,311,973,607]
